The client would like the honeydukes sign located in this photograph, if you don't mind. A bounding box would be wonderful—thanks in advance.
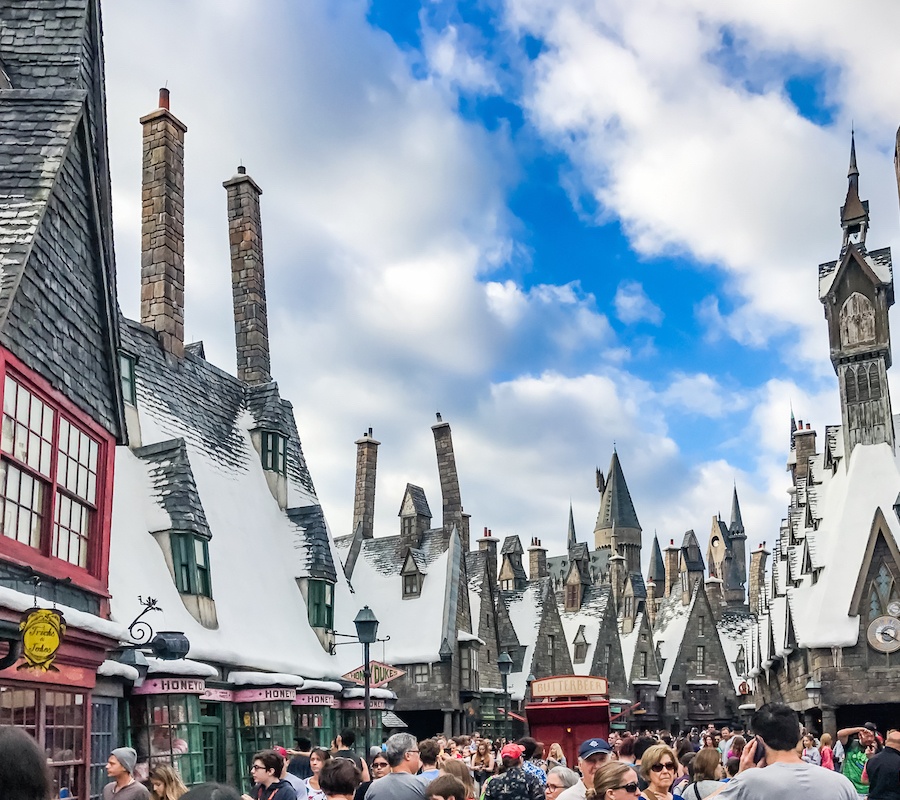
[19,608,66,672]
[342,661,405,688]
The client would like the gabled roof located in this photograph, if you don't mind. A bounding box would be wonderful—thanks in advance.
[246,382,291,437]
[595,451,641,533]
[287,505,337,582]
[558,583,612,677]
[399,483,431,518]
[818,243,893,301]
[652,585,697,695]
[501,535,524,555]
[681,529,705,572]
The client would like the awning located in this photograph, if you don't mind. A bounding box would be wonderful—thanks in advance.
[382,711,407,728]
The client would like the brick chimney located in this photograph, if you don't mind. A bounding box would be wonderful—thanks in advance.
[528,537,548,581]
[223,165,271,385]
[140,88,187,357]
[352,428,379,539]
[794,423,817,480]
[432,414,468,549]
[479,527,499,581]
[664,538,680,597]
[749,542,769,615]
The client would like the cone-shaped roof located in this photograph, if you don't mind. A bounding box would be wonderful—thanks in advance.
[648,534,665,582]
[841,132,868,228]
[595,451,641,532]
[567,502,577,549]
[729,485,745,536]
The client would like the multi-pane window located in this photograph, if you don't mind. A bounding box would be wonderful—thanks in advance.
[500,578,513,591]
[1,374,103,570]
[261,431,287,475]
[698,616,705,637]
[639,651,648,679]
[599,644,611,677]
[308,579,334,629]
[548,635,557,673]
[119,353,137,405]
[130,694,204,786]
[171,533,213,597]
[574,641,588,664]
[696,645,706,675]
[90,698,117,800]
[413,664,429,683]
[460,646,478,690]
[402,572,420,598]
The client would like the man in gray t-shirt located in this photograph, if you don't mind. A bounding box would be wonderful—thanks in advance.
[365,732,426,800]
[710,704,856,800]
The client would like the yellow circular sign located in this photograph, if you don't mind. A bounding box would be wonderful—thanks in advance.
[19,608,66,671]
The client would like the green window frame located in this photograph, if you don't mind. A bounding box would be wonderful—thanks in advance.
[308,579,334,629]
[236,701,293,790]
[119,353,137,405]
[171,533,213,598]
[128,694,205,786]
[261,431,287,475]
[292,705,334,749]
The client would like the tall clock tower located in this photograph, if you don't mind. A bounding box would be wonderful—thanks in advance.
[819,135,895,460]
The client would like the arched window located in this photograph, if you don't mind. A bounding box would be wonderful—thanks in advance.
[845,367,858,403]
[857,365,870,402]
[869,363,882,400]
[868,562,899,621]
[840,292,876,347]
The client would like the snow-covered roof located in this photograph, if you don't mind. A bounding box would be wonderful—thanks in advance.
[818,245,893,299]
[228,672,306,686]
[0,585,127,641]
[503,581,546,700]
[619,611,643,677]
[716,610,754,691]
[147,658,219,678]
[652,588,694,696]
[558,584,611,677]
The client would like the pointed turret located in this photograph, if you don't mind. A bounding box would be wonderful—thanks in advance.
[648,534,665,585]
[729,485,744,536]
[841,132,869,249]
[594,450,642,576]
[567,502,577,550]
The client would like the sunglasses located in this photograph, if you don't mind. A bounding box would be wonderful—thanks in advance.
[650,762,676,772]
[612,783,640,794]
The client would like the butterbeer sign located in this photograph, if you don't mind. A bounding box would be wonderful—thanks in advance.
[342,661,405,688]
[531,675,608,698]
[18,608,66,672]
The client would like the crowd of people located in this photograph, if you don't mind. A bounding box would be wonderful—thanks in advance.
[4,705,900,800]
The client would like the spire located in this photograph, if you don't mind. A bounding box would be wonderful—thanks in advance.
[790,405,797,451]
[567,502,577,549]
[596,451,641,532]
[841,130,869,247]
[648,534,665,583]
[729,485,745,536]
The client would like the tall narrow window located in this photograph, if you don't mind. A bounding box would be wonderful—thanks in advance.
[261,431,287,475]
[639,651,648,679]
[548,635,557,673]
[869,363,882,400]
[698,616,705,637]
[119,353,137,405]
[696,645,706,675]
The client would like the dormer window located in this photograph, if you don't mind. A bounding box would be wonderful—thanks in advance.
[573,625,589,664]
[460,644,478,690]
[500,578,513,591]
[308,579,334,628]
[171,532,212,597]
[401,549,424,599]
[403,572,420,598]
[261,431,287,474]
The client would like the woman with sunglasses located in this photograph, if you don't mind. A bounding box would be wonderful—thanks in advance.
[545,766,578,799]
[638,745,679,800]
[592,762,641,800]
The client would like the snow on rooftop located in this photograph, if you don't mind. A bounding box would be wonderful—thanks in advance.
[147,657,219,678]
[653,590,694,696]
[98,660,140,681]
[558,586,610,677]
[504,582,544,700]
[0,585,127,640]
[228,671,306,686]
[457,630,485,645]
[717,611,753,692]
[619,611,643,677]
[343,687,396,700]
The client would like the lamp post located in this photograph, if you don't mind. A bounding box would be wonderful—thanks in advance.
[805,678,822,707]
[497,651,513,742]
[354,606,380,759]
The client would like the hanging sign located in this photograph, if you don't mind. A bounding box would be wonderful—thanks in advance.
[531,675,608,698]
[18,608,66,672]
[342,661,406,688]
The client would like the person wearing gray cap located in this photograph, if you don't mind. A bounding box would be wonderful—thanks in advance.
[103,747,151,800]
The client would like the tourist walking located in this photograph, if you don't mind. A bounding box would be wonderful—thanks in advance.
[150,764,188,800]
[319,759,362,800]
[800,736,821,766]
[244,750,298,800]
[472,740,495,789]
[593,762,641,800]
[678,748,721,800]
[440,758,477,800]
[546,767,579,799]
[104,747,151,800]
[638,744,678,800]
[863,729,900,800]
[710,703,856,799]
[482,743,544,800]
[838,723,879,798]
[365,733,425,800]
[820,734,835,771]
[305,748,332,800]
[557,739,613,800]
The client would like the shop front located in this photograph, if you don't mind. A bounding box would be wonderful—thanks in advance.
[338,696,385,744]
[293,691,337,749]
[234,686,296,789]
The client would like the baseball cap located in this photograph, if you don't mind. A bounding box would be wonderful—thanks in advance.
[273,746,289,758]
[864,723,878,733]
[500,743,526,759]
[579,738,612,759]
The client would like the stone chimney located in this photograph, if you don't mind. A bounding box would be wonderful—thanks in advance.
[664,538,680,597]
[479,528,499,582]
[223,165,270,384]
[140,88,187,357]
[528,537,548,581]
[432,414,468,549]
[352,428,379,539]
[794,423,817,480]
[749,542,770,615]
[646,579,658,626]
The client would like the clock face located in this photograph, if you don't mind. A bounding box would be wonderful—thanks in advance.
[867,616,900,653]
[888,600,900,618]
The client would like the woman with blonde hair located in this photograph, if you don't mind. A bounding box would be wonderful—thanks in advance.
[638,744,678,800]
[592,761,641,800]
[149,764,188,800]
[820,732,835,770]
[547,743,566,769]
[441,757,477,800]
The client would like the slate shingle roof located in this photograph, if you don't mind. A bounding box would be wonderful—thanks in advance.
[287,505,336,582]
[400,484,431,518]
[596,451,641,532]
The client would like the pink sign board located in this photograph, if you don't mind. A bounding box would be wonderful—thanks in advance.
[233,687,297,703]
[132,678,206,696]
[201,687,235,702]
[293,693,337,707]
[340,698,386,710]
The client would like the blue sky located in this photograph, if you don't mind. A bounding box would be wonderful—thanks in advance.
[101,0,900,566]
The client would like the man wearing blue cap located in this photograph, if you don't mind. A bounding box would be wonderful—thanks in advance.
[557,739,612,800]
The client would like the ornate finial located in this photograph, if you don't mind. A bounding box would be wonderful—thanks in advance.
[849,129,859,179]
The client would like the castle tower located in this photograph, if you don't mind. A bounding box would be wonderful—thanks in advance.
[819,134,895,460]
[594,450,642,576]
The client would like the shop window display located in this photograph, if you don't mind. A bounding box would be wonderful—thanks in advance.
[236,701,293,789]
[292,706,334,749]
[129,694,205,785]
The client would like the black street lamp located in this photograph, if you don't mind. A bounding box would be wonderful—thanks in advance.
[354,606,380,758]
[497,651,513,742]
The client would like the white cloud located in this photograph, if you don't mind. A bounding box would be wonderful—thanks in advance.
[422,23,501,94]
[614,280,663,325]
[662,373,746,418]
